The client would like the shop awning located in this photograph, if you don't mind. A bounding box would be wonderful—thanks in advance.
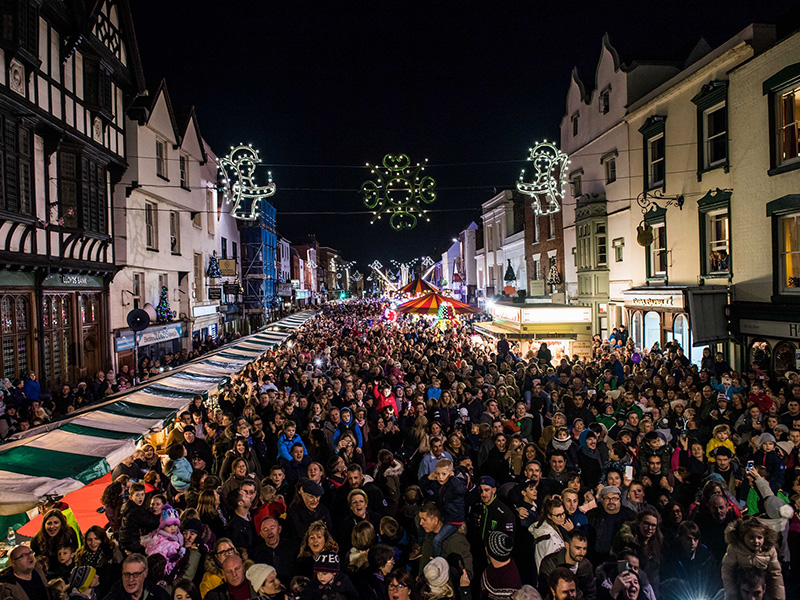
[475,322,539,339]
[0,311,316,526]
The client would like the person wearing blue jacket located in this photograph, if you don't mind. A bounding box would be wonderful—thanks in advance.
[165,444,193,493]
[420,458,467,556]
[22,371,40,402]
[277,420,309,462]
[332,407,363,449]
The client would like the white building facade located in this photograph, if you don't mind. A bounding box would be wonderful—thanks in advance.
[475,191,526,299]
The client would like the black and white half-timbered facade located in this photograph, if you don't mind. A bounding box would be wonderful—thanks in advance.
[0,0,144,388]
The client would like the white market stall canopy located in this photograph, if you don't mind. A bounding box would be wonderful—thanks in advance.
[0,311,316,518]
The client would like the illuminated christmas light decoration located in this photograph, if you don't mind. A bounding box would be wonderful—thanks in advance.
[351,271,363,282]
[368,260,384,271]
[206,251,222,279]
[516,141,569,216]
[420,256,434,269]
[361,154,436,230]
[155,286,175,323]
[218,144,276,220]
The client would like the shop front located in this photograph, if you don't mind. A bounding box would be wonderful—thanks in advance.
[192,304,222,345]
[623,286,728,366]
[475,301,593,361]
[729,301,800,378]
[115,322,185,372]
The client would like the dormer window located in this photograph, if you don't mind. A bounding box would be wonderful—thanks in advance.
[600,88,610,114]
[571,113,579,137]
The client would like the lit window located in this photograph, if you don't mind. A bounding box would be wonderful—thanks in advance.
[648,222,667,278]
[706,211,730,275]
[779,213,800,293]
[779,85,800,166]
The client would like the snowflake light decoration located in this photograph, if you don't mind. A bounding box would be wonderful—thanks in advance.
[351,271,363,282]
[420,256,434,269]
[361,154,436,231]
[516,141,569,216]
[218,144,276,220]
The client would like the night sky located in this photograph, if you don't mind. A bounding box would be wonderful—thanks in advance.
[132,1,797,268]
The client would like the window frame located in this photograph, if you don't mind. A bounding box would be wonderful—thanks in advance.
[692,81,729,180]
[132,272,143,309]
[145,201,158,250]
[571,112,579,137]
[644,208,668,281]
[596,222,608,267]
[155,138,168,180]
[169,210,180,255]
[764,64,800,176]
[639,116,666,191]
[612,237,625,263]
[179,154,190,190]
[548,212,556,240]
[599,87,610,115]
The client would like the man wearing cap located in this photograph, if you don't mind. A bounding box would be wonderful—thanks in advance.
[539,530,596,600]
[250,516,297,583]
[481,531,521,600]
[205,554,256,600]
[469,476,515,545]
[286,478,333,542]
[586,485,635,563]
[0,545,48,600]
[182,426,213,471]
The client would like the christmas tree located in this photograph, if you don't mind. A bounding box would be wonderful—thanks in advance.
[207,251,222,278]
[504,259,516,282]
[155,286,175,323]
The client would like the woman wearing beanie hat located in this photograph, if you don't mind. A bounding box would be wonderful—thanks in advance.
[421,557,452,600]
[67,565,99,599]
[246,563,285,599]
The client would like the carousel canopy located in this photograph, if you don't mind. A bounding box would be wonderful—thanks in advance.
[398,277,439,295]
[395,291,481,315]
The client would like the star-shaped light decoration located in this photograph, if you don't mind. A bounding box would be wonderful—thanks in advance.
[516,141,569,216]
[361,154,436,231]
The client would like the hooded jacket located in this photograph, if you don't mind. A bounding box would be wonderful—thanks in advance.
[721,519,785,600]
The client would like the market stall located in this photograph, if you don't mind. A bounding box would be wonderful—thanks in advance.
[475,300,593,361]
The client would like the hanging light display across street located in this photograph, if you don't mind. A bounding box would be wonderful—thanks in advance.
[218,144,276,220]
[516,141,569,216]
[361,154,437,231]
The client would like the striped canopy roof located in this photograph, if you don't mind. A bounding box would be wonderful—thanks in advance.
[0,311,316,525]
[395,291,481,315]
[398,278,439,295]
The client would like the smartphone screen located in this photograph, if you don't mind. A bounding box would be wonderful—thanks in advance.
[625,466,634,480]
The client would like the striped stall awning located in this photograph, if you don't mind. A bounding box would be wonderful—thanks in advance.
[0,311,316,522]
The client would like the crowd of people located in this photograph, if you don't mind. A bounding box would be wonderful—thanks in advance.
[1,298,798,600]
[0,332,246,440]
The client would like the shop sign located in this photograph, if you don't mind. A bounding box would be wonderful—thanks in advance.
[492,305,521,323]
[571,340,593,361]
[291,279,300,289]
[219,259,238,277]
[521,306,592,324]
[740,318,800,340]
[208,287,222,300]
[42,273,104,289]
[209,323,218,339]
[116,323,183,352]
[193,304,218,318]
[223,284,240,295]
[278,283,293,297]
[623,292,685,310]
[296,290,311,299]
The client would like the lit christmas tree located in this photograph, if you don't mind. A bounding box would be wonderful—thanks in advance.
[155,286,175,323]
[207,251,222,278]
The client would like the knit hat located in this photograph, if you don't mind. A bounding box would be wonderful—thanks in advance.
[246,563,276,591]
[181,518,203,534]
[314,551,340,573]
[159,505,181,529]
[759,433,776,445]
[423,557,450,594]
[486,531,514,561]
[68,566,97,594]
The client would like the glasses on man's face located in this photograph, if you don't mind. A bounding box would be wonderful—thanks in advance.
[217,548,236,557]
[122,570,146,579]
[388,583,407,590]
[13,550,33,561]
[551,511,566,519]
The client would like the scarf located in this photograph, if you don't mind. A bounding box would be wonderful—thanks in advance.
[552,437,572,452]
[79,549,105,568]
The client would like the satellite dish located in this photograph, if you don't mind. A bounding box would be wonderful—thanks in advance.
[127,309,150,332]
[142,303,158,322]
[636,222,654,247]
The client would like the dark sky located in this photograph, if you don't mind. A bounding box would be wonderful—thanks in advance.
[132,1,797,268]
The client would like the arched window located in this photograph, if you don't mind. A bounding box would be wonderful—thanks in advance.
[644,311,661,351]
[673,314,689,353]
[0,294,31,380]
[774,341,797,378]
[750,339,771,371]
[42,294,71,386]
[632,311,643,348]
